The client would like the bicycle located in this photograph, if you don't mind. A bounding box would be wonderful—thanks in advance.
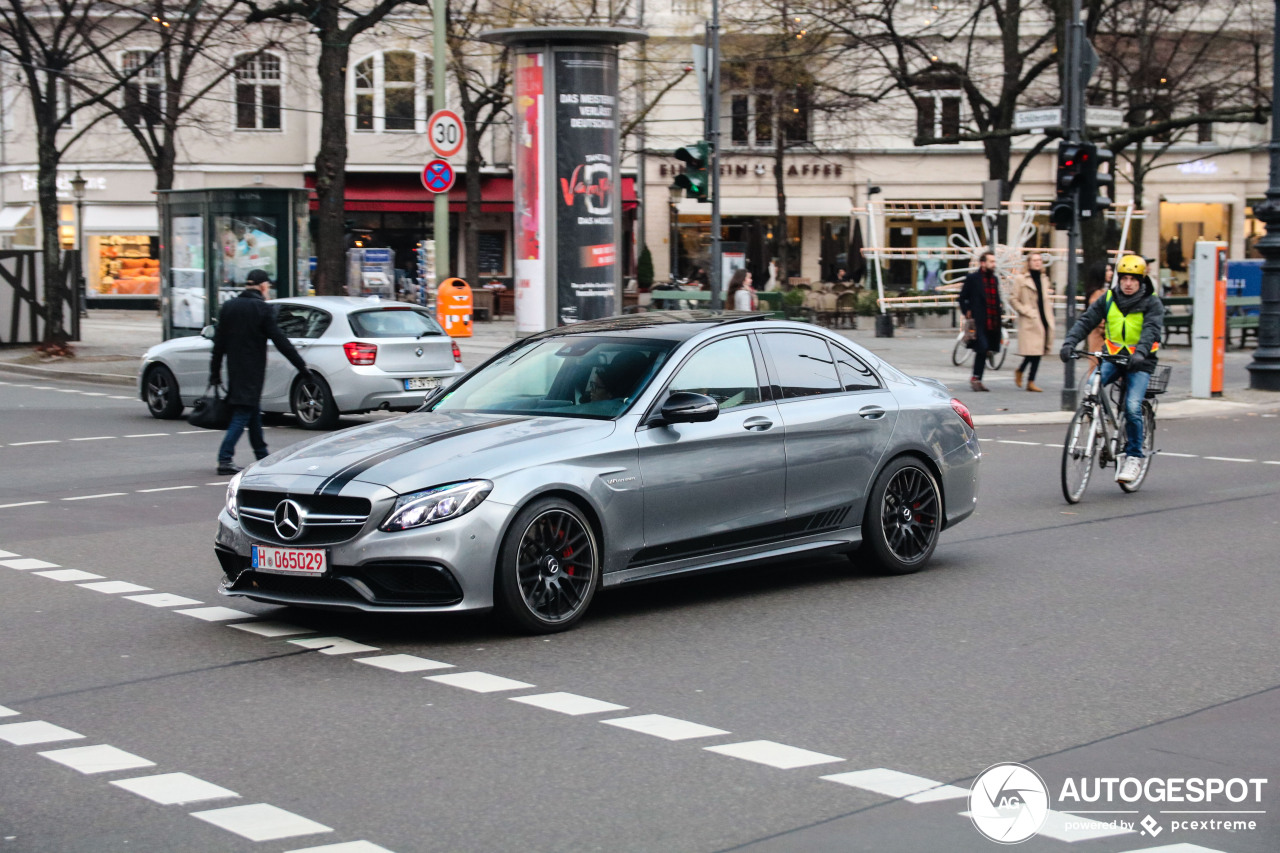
[1060,352,1170,503]
[951,315,1014,370]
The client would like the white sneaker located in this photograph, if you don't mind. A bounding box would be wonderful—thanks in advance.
[1116,457,1142,483]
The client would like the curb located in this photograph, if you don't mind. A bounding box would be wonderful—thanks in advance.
[975,395,1280,426]
[0,361,137,388]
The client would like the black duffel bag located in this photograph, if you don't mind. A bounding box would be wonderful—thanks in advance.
[188,384,231,430]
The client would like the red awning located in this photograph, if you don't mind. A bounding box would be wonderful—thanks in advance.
[305,174,636,213]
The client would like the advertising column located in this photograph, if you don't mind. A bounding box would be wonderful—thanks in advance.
[554,50,618,324]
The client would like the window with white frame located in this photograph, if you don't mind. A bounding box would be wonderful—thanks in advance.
[353,51,431,133]
[914,84,961,140]
[234,52,282,130]
[728,90,810,148]
[122,49,163,127]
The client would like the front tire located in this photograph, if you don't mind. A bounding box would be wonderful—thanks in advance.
[144,365,183,419]
[1119,402,1156,493]
[496,498,600,633]
[291,372,339,430]
[855,457,942,574]
[951,337,972,366]
[1061,406,1096,503]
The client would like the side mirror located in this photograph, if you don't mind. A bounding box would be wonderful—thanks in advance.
[200,325,216,340]
[416,385,447,410]
[659,391,719,424]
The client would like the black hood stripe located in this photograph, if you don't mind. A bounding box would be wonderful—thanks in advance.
[314,417,529,496]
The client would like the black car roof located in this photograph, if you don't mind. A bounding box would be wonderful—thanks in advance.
[525,310,775,343]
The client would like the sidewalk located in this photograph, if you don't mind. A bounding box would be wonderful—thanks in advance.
[3,309,1277,424]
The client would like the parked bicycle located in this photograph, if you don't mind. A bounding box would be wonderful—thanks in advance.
[1060,351,1171,503]
[951,315,1015,370]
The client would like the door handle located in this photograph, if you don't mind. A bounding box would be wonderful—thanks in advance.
[742,416,773,431]
[859,406,886,420]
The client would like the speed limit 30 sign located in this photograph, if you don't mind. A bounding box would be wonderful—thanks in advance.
[428,109,465,158]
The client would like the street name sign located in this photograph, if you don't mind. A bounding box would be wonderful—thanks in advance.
[1086,107,1126,128]
[427,109,465,158]
[1014,107,1062,130]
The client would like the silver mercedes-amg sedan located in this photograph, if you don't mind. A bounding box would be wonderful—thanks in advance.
[215,312,980,633]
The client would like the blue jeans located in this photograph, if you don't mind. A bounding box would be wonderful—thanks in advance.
[1098,362,1151,457]
[218,405,267,465]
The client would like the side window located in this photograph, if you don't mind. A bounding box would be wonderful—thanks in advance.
[275,305,309,338]
[303,309,331,339]
[762,333,841,398]
[832,344,881,391]
[667,336,761,410]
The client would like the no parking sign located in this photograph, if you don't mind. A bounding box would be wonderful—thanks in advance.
[421,159,456,194]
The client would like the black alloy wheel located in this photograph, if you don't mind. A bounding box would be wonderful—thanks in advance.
[496,498,600,633]
[291,372,339,430]
[144,365,183,419]
[856,456,941,574]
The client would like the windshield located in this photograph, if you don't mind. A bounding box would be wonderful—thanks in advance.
[432,335,676,419]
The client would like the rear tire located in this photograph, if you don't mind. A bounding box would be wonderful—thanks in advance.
[854,457,942,575]
[1061,406,1096,504]
[495,498,600,633]
[291,372,339,430]
[1119,403,1156,493]
[988,343,1008,370]
[144,365,183,419]
[951,337,972,367]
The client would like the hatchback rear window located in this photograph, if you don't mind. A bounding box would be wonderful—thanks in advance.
[348,308,444,338]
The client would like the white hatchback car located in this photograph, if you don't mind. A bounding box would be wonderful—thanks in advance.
[139,296,466,429]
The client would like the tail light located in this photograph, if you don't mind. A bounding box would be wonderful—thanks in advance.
[950,398,975,430]
[343,342,378,365]
[451,341,462,364]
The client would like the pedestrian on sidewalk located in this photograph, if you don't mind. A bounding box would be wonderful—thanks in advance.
[209,269,309,475]
[958,251,1002,391]
[1009,252,1054,392]
[727,269,757,311]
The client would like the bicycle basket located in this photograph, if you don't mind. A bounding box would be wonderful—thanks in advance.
[1145,364,1172,396]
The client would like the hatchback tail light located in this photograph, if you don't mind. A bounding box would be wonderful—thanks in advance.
[451,341,462,364]
[344,342,378,365]
[950,398,975,430]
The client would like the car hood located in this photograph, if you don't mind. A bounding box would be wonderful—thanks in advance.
[251,411,617,494]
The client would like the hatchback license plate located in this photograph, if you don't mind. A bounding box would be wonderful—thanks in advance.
[404,376,442,391]
[252,545,327,576]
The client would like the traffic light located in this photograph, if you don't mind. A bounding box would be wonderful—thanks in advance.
[673,141,710,202]
[1051,141,1087,230]
[1081,145,1115,215]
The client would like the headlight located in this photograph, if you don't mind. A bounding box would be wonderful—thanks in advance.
[380,480,492,532]
[225,471,242,519]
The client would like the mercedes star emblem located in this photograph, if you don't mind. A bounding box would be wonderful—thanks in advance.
[273,499,306,541]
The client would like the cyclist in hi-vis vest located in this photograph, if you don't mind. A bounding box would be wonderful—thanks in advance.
[1061,254,1165,484]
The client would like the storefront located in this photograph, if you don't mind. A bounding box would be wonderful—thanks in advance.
[1159,196,1233,292]
[83,205,160,305]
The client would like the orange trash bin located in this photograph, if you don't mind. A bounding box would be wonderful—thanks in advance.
[436,278,473,338]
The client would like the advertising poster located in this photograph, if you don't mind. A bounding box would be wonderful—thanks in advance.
[170,214,205,329]
[554,50,618,324]
[513,52,545,335]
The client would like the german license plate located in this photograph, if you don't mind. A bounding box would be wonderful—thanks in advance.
[404,376,442,391]
[251,544,327,576]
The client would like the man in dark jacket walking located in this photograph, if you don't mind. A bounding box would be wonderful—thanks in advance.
[209,269,309,475]
[958,251,1004,391]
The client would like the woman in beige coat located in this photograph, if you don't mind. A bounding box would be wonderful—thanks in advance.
[1009,252,1054,392]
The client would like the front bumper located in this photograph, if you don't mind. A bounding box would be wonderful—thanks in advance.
[214,480,509,614]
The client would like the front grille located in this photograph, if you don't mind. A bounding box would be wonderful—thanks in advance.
[226,560,463,607]
[237,489,372,546]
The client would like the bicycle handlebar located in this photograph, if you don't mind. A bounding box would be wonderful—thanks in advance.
[1070,351,1131,364]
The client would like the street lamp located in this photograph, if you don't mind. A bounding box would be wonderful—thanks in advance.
[1246,0,1280,390]
[668,180,683,281]
[69,170,88,317]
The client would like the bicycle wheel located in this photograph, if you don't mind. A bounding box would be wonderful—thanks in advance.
[1119,402,1156,493]
[952,337,972,366]
[1061,405,1097,503]
[987,344,1008,370]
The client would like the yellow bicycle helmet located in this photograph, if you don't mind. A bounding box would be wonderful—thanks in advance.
[1116,254,1147,277]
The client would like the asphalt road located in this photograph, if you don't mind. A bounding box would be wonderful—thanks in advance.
[1,376,1278,853]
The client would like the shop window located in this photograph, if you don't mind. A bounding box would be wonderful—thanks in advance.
[122,49,163,127]
[234,52,283,131]
[352,51,432,133]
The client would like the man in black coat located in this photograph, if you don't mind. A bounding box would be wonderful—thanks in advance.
[958,251,1004,391]
[209,269,309,475]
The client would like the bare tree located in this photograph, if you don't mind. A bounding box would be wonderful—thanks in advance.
[0,0,150,350]
[240,0,428,294]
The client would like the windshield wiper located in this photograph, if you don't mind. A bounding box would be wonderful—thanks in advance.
[417,330,442,338]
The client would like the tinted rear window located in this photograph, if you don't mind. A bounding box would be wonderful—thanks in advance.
[348,308,444,338]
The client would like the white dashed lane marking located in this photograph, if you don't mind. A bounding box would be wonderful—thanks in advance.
[112,772,239,806]
[285,842,396,853]
[190,803,332,843]
[69,436,115,441]
[0,721,85,746]
[603,714,730,741]
[0,550,18,558]
[354,654,453,673]
[228,621,315,638]
[288,637,381,655]
[39,744,156,775]
[0,705,18,717]
[1202,456,1254,463]
[32,569,104,582]
[705,740,844,770]
[175,606,254,622]
[822,768,968,802]
[0,501,49,509]
[78,581,152,594]
[62,493,127,501]
[8,440,59,446]
[125,593,203,608]
[426,672,535,693]
[138,486,198,493]
[1,558,59,570]
[984,438,1280,466]
[510,692,628,716]
[124,433,168,438]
